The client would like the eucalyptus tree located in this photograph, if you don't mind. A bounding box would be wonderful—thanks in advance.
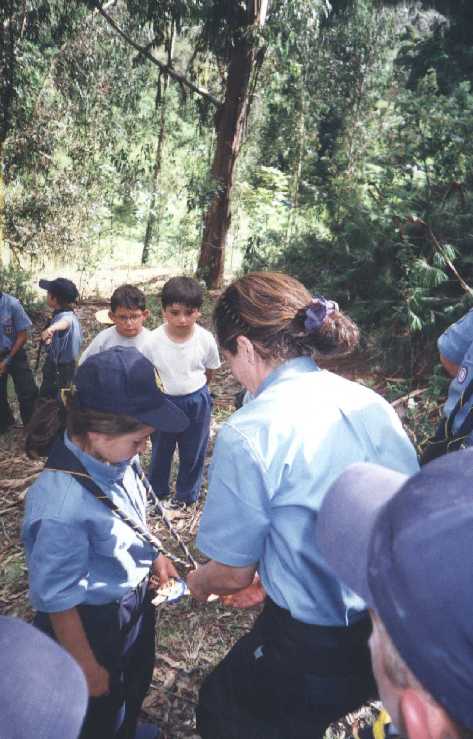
[89,0,337,287]
[0,1,86,260]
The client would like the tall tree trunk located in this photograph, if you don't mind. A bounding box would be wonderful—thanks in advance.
[141,73,169,264]
[196,1,268,288]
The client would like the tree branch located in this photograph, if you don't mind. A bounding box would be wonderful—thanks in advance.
[93,1,221,108]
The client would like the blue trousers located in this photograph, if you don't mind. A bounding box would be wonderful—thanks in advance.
[149,385,212,503]
[34,577,156,739]
[0,348,38,429]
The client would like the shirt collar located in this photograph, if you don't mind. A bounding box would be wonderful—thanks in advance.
[64,432,130,485]
[255,356,320,397]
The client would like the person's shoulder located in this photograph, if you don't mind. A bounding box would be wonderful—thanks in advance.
[147,324,166,339]
[26,469,86,520]
[195,323,218,345]
[2,293,23,309]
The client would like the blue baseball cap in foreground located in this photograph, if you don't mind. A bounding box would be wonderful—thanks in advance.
[0,616,87,738]
[316,450,473,731]
[75,346,189,432]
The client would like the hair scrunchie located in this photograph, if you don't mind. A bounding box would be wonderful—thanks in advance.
[304,296,339,333]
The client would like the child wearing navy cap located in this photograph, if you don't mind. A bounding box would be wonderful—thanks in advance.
[38,277,82,398]
[22,347,189,739]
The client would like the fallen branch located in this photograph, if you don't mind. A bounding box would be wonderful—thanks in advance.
[391,387,428,408]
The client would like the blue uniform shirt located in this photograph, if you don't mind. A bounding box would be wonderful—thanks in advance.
[197,357,419,627]
[0,292,32,352]
[22,433,158,612]
[46,309,82,364]
[438,309,473,438]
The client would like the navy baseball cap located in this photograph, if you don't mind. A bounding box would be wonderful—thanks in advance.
[0,616,87,738]
[317,451,473,730]
[75,346,189,432]
[39,277,79,302]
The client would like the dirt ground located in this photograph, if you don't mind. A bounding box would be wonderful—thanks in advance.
[0,283,436,738]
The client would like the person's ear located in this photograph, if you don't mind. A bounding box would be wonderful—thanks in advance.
[108,310,116,323]
[142,309,150,321]
[236,335,255,363]
[400,689,460,739]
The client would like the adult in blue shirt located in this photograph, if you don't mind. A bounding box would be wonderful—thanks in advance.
[0,291,38,432]
[420,308,473,463]
[188,272,419,739]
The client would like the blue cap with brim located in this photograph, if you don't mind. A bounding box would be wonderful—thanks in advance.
[317,452,473,731]
[75,346,189,433]
[39,277,79,303]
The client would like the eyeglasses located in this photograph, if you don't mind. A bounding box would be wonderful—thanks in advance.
[113,313,144,324]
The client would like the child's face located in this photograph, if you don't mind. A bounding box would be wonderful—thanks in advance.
[86,426,154,463]
[47,292,61,310]
[110,307,149,337]
[163,303,201,339]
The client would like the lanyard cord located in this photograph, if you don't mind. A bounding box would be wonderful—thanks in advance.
[47,466,193,569]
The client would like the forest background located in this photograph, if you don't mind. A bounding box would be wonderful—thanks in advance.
[2,0,473,390]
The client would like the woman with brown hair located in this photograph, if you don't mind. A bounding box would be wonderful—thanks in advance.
[188,272,418,739]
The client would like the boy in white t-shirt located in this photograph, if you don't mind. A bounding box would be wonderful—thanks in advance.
[79,285,150,365]
[143,277,220,508]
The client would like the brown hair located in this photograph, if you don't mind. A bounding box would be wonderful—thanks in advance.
[214,272,359,361]
[25,394,146,459]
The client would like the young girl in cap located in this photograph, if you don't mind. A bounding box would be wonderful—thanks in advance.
[22,346,189,739]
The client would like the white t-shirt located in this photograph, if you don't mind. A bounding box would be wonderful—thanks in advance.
[79,326,151,365]
[143,324,220,395]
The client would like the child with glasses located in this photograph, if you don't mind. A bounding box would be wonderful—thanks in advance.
[79,285,150,365]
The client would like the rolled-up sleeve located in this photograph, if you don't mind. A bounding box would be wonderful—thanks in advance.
[26,519,89,612]
[197,425,270,566]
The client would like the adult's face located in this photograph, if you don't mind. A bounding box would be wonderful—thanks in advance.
[369,612,403,732]
[223,336,273,395]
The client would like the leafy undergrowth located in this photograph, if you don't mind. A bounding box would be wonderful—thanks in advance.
[0,281,443,738]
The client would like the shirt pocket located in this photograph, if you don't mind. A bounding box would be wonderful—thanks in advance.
[2,321,14,337]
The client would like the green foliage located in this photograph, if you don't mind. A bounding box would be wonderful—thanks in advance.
[0,263,40,312]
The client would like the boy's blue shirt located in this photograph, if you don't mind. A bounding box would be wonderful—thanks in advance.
[0,292,32,352]
[22,433,157,612]
[46,309,82,363]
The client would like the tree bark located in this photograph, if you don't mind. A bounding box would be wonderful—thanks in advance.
[196,1,268,288]
[141,73,169,264]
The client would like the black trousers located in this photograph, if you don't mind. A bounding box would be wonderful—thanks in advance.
[35,578,157,739]
[0,348,38,430]
[39,356,76,399]
[196,598,376,739]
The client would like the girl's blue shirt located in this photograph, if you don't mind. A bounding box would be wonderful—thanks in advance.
[22,433,157,612]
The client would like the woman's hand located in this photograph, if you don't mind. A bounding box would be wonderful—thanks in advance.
[83,659,110,698]
[220,574,266,609]
[151,553,179,587]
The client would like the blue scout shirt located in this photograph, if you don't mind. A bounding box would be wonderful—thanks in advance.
[438,309,473,438]
[0,292,32,352]
[22,433,158,612]
[46,309,82,364]
[197,357,419,627]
